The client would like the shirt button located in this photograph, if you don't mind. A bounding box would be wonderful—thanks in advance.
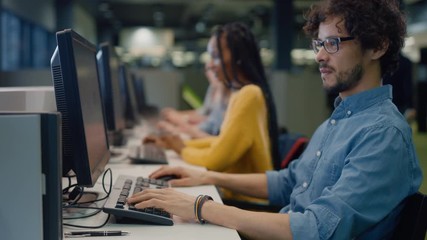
[347,110,352,115]
[316,150,321,157]
[302,182,308,188]
[330,119,336,125]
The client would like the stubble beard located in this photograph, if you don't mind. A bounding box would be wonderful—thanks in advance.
[323,64,364,95]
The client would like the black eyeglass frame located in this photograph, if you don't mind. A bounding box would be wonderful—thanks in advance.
[311,37,355,54]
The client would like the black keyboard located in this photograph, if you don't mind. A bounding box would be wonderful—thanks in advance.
[128,143,168,164]
[103,174,173,225]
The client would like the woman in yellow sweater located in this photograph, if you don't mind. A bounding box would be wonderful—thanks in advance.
[146,22,279,199]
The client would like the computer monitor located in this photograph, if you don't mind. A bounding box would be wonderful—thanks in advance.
[131,72,159,118]
[96,42,126,133]
[120,63,140,128]
[131,72,148,113]
[50,29,110,187]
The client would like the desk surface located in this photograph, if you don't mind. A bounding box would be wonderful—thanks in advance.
[63,128,240,240]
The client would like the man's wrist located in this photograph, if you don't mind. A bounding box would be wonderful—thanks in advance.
[194,195,213,224]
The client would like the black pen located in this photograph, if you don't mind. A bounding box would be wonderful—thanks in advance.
[64,230,129,237]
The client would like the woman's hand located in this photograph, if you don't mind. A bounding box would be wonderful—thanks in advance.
[142,134,167,148]
[150,166,208,187]
[156,120,179,135]
[159,135,185,154]
[127,188,197,221]
[161,108,186,125]
[143,134,185,154]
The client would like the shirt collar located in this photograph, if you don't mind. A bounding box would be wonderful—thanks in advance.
[332,85,392,118]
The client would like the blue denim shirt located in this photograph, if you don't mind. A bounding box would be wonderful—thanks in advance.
[267,85,422,240]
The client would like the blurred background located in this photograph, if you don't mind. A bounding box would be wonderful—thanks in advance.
[0,0,426,192]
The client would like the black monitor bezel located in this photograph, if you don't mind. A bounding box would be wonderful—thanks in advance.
[97,42,126,133]
[51,29,110,187]
[120,63,140,127]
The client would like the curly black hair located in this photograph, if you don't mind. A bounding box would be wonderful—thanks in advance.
[303,0,406,77]
[213,22,280,169]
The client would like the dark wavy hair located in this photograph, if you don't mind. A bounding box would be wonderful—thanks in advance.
[213,22,280,169]
[303,0,406,77]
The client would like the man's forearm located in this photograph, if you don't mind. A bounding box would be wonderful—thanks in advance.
[204,171,269,199]
[202,201,293,240]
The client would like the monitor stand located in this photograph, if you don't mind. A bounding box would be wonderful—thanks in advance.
[62,190,101,219]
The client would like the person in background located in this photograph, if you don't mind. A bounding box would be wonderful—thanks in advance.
[130,1,422,239]
[158,60,230,139]
[145,22,280,201]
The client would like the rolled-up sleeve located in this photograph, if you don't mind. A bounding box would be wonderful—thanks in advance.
[266,160,299,207]
[290,207,340,240]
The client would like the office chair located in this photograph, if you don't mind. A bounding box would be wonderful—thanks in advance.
[275,132,309,170]
[280,136,309,169]
[391,191,427,240]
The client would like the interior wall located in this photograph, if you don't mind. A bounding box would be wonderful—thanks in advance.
[0,69,52,87]
[72,3,97,44]
[270,69,329,137]
[136,68,183,109]
[1,0,55,31]
[180,69,208,109]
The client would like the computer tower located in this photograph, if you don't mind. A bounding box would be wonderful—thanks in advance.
[0,112,62,240]
[0,86,56,112]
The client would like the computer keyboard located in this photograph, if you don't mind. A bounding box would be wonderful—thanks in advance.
[128,143,168,164]
[103,174,173,225]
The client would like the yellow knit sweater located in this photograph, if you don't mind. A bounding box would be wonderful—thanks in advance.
[181,84,273,200]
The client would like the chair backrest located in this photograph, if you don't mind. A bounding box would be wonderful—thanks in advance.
[392,191,427,240]
[280,137,309,169]
[276,132,309,170]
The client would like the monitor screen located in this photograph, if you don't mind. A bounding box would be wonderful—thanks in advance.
[50,29,110,187]
[120,64,140,128]
[131,72,159,118]
[96,42,126,133]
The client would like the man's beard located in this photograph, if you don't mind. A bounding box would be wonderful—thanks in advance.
[323,64,364,95]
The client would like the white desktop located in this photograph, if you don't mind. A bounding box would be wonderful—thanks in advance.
[62,135,240,240]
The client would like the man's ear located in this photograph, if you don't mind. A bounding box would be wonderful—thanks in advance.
[371,40,389,60]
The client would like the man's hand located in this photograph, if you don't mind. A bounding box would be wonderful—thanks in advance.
[149,166,209,187]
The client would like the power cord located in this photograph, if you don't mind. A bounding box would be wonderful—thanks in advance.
[63,214,111,229]
[62,168,113,228]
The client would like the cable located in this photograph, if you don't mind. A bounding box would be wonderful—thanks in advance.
[103,168,113,194]
[63,206,103,219]
[63,214,111,229]
[62,175,76,195]
[70,168,113,205]
[61,168,114,228]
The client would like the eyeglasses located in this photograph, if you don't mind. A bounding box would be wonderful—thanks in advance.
[311,37,355,54]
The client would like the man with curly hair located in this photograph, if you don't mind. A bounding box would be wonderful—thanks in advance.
[127,0,422,239]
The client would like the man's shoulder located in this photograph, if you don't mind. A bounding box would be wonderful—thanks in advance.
[353,102,411,137]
